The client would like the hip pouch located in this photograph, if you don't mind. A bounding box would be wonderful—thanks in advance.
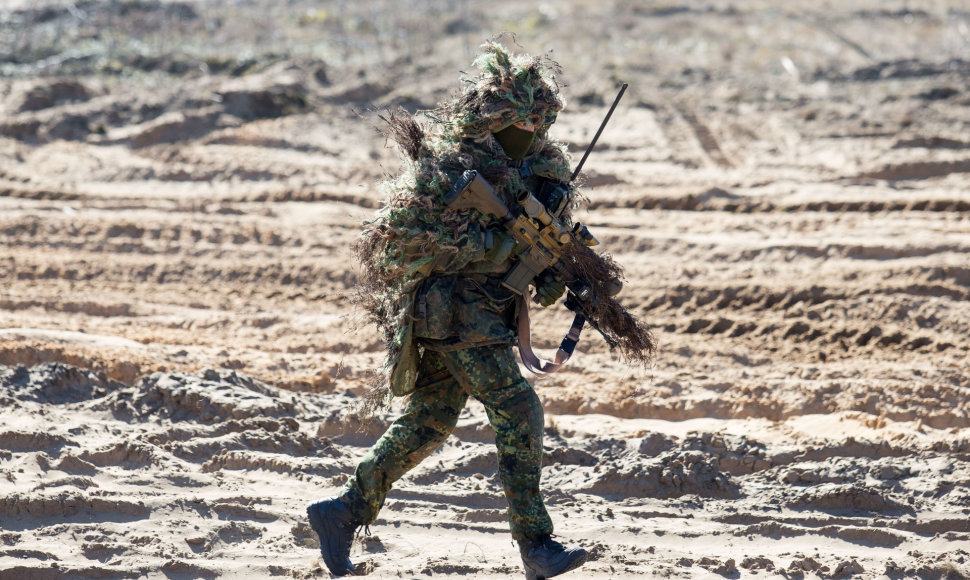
[412,275,457,340]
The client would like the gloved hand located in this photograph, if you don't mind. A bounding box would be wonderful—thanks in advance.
[483,228,516,264]
[533,270,566,307]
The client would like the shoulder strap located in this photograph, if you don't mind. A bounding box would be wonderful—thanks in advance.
[517,296,585,375]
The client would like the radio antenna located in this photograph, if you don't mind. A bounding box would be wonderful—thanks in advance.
[569,82,628,184]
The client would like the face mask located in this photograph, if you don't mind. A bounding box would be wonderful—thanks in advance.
[493,124,537,160]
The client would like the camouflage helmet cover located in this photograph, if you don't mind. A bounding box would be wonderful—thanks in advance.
[441,41,565,139]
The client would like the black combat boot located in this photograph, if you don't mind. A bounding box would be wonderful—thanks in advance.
[518,535,589,580]
[306,497,362,577]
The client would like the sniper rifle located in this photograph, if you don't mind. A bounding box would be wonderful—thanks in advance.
[444,83,629,373]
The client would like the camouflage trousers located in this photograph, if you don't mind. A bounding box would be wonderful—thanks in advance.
[340,344,552,541]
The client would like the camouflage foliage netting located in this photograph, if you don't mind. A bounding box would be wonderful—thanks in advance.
[352,41,654,410]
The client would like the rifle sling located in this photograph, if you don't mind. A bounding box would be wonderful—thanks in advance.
[517,296,585,375]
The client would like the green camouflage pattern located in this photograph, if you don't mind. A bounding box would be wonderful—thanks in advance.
[414,274,518,351]
[341,344,552,541]
[352,41,573,399]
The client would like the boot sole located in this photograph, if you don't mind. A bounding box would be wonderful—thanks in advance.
[307,501,354,577]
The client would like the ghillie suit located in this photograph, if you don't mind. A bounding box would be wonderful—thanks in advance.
[315,41,651,579]
[353,42,654,409]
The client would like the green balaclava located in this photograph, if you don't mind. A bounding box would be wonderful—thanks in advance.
[493,123,536,159]
[442,42,565,154]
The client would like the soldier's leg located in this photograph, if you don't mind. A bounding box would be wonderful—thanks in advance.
[438,344,552,542]
[341,350,468,524]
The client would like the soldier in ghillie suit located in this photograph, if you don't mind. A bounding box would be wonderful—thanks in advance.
[307,41,654,579]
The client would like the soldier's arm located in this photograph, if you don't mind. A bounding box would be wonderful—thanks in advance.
[392,221,513,278]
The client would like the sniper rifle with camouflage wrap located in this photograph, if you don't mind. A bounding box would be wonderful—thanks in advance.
[445,84,633,373]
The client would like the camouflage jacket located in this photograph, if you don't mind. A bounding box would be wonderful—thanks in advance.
[353,43,573,399]
[374,151,573,397]
[355,45,655,402]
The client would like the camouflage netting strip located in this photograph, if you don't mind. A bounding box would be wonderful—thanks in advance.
[350,41,632,414]
[378,108,425,162]
[561,243,657,367]
[437,41,564,140]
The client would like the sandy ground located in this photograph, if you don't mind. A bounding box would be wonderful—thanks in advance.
[1,1,969,578]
